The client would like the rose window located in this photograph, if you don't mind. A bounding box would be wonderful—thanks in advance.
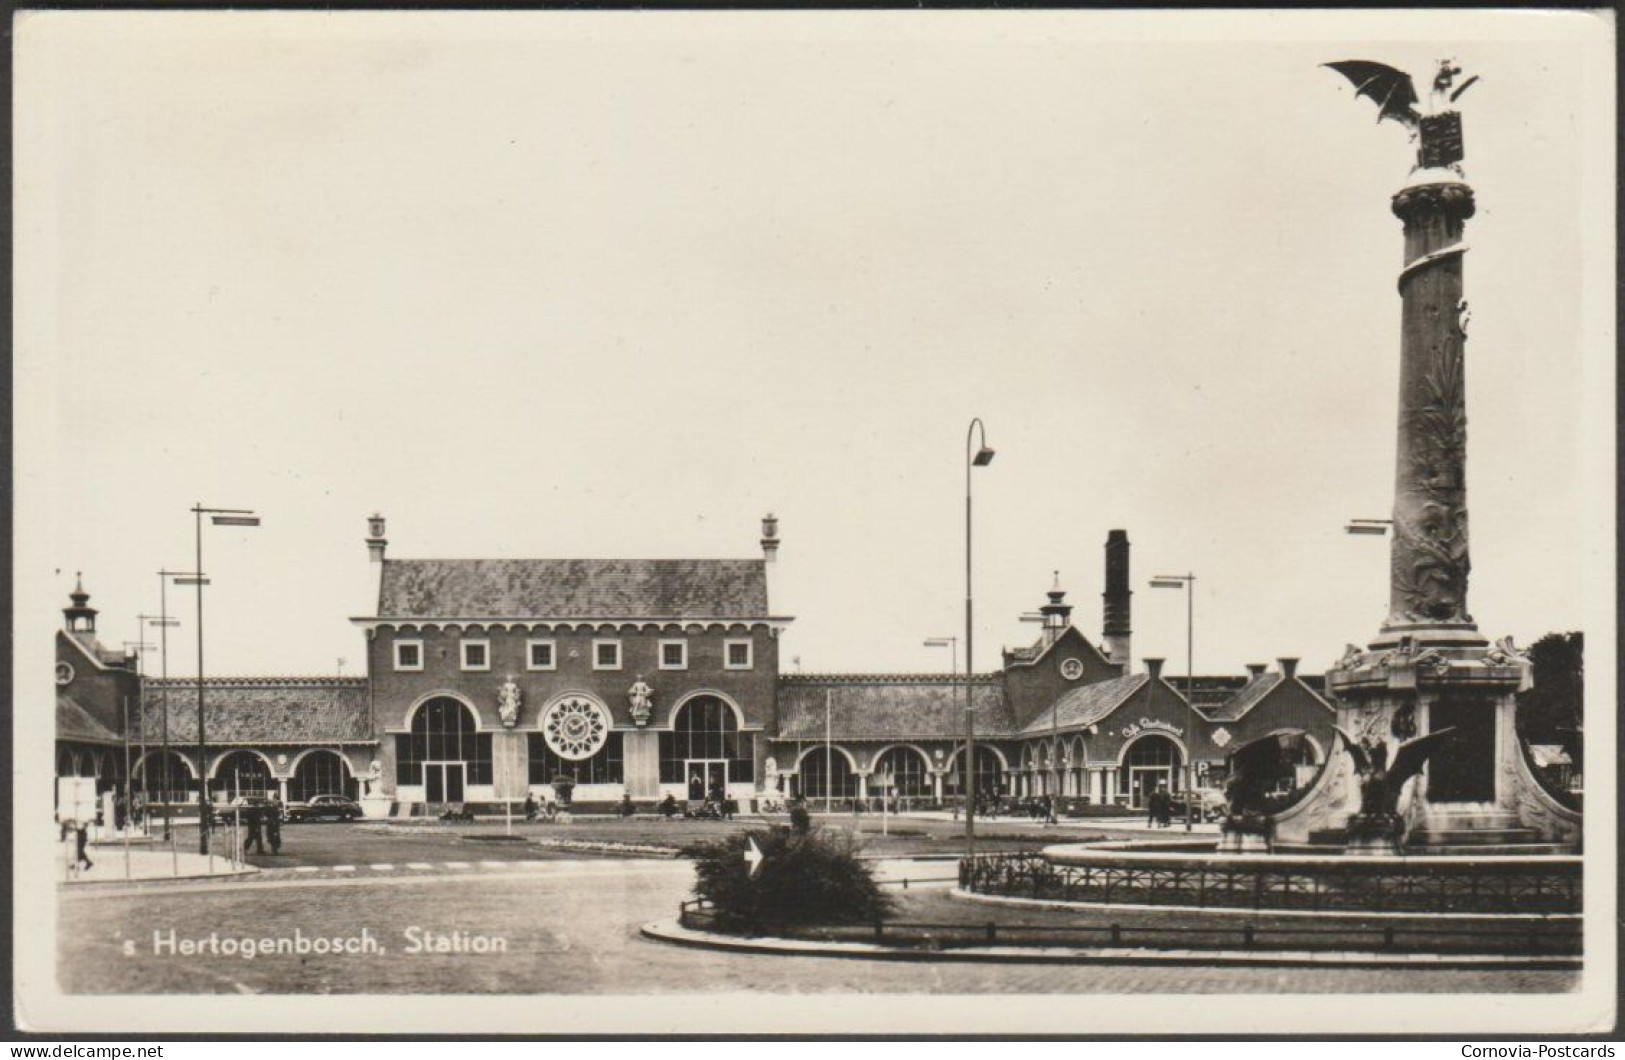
[541,697,611,760]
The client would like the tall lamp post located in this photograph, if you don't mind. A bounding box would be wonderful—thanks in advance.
[962,419,995,859]
[186,505,261,854]
[1150,572,1198,831]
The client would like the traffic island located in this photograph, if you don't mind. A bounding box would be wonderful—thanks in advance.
[640,914,1579,970]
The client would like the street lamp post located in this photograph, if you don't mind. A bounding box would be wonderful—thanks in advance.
[185,505,260,854]
[1151,572,1198,831]
[963,419,995,859]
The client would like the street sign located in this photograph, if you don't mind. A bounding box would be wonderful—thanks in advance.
[56,777,97,826]
[743,836,764,877]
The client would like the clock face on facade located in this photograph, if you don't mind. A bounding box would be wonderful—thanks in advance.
[55,661,74,687]
[1060,658,1084,681]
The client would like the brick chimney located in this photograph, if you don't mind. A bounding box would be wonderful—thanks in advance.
[760,512,780,564]
[366,513,388,563]
[1143,657,1164,682]
[1102,530,1132,670]
[1277,657,1300,681]
[1246,663,1268,679]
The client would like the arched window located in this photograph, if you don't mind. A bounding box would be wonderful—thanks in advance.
[137,750,195,803]
[396,697,493,791]
[289,751,355,802]
[56,747,77,778]
[658,696,754,785]
[872,746,930,798]
[1122,734,1183,805]
[943,746,1005,796]
[798,749,857,800]
[214,750,273,802]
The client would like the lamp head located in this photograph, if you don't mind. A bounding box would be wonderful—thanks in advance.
[972,446,995,467]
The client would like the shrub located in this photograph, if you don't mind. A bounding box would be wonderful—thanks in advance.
[690,826,895,932]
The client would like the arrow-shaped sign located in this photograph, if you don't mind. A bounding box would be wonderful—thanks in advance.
[744,836,765,877]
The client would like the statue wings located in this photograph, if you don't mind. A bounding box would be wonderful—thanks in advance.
[1333,726,1372,773]
[1388,727,1457,791]
[1324,61,1420,128]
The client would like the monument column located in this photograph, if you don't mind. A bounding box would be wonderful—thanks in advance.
[1378,168,1482,649]
[1281,60,1577,853]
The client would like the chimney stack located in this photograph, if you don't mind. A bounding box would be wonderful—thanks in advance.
[1277,657,1300,681]
[1246,663,1268,679]
[1144,657,1164,682]
[760,513,780,564]
[1102,530,1132,670]
[366,513,388,563]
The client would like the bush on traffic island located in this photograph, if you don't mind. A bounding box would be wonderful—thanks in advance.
[691,826,894,933]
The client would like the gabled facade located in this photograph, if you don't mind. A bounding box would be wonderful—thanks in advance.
[54,521,1339,815]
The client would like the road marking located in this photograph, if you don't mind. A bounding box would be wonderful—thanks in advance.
[294,866,319,873]
[444,861,470,869]
[370,864,395,871]
[333,865,356,873]
[480,861,505,869]
[406,862,433,870]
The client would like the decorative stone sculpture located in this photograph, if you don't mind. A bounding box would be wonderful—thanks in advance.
[497,676,522,728]
[1334,726,1456,854]
[627,676,654,727]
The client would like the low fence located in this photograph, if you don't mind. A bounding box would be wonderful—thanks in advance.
[675,899,1580,957]
[959,851,1583,916]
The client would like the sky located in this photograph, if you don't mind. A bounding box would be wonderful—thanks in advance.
[16,9,1615,682]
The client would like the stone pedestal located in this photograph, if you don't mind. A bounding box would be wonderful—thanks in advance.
[1218,814,1272,854]
[360,795,392,819]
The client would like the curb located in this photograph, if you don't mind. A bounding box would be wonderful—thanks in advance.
[948,887,1585,922]
[639,920,1582,969]
[58,865,260,886]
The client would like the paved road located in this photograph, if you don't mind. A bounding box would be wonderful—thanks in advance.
[59,858,1575,996]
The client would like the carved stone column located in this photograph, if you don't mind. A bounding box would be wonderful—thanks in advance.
[1378,177,1485,649]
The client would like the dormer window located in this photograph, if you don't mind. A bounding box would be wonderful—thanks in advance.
[461,639,490,672]
[394,640,423,672]
[724,639,753,671]
[594,640,622,671]
[659,640,688,671]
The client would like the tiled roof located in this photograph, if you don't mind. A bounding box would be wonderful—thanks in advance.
[142,678,373,745]
[775,675,1013,740]
[1020,674,1163,736]
[57,694,121,745]
[377,559,770,620]
[1198,674,1285,722]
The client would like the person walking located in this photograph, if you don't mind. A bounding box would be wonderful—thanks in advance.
[244,804,265,855]
[74,821,94,872]
[788,795,811,834]
[266,800,283,855]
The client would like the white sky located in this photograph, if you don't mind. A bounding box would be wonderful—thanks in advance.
[15,10,1615,680]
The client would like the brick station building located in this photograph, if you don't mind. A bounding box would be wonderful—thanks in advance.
[55,516,1335,814]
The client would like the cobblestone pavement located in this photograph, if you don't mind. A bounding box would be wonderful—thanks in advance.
[59,858,1576,997]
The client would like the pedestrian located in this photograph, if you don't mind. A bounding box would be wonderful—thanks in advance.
[74,821,93,872]
[1146,788,1159,828]
[618,793,635,818]
[524,793,538,821]
[266,799,283,854]
[788,795,811,834]
[658,793,679,820]
[244,804,266,855]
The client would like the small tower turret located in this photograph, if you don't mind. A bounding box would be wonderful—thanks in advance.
[63,572,98,636]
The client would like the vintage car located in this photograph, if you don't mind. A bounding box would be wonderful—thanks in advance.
[285,793,363,822]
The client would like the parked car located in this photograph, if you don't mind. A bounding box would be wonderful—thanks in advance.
[285,794,363,822]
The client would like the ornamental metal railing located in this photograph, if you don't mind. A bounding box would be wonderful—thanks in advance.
[957,851,1582,916]
[675,899,1579,956]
